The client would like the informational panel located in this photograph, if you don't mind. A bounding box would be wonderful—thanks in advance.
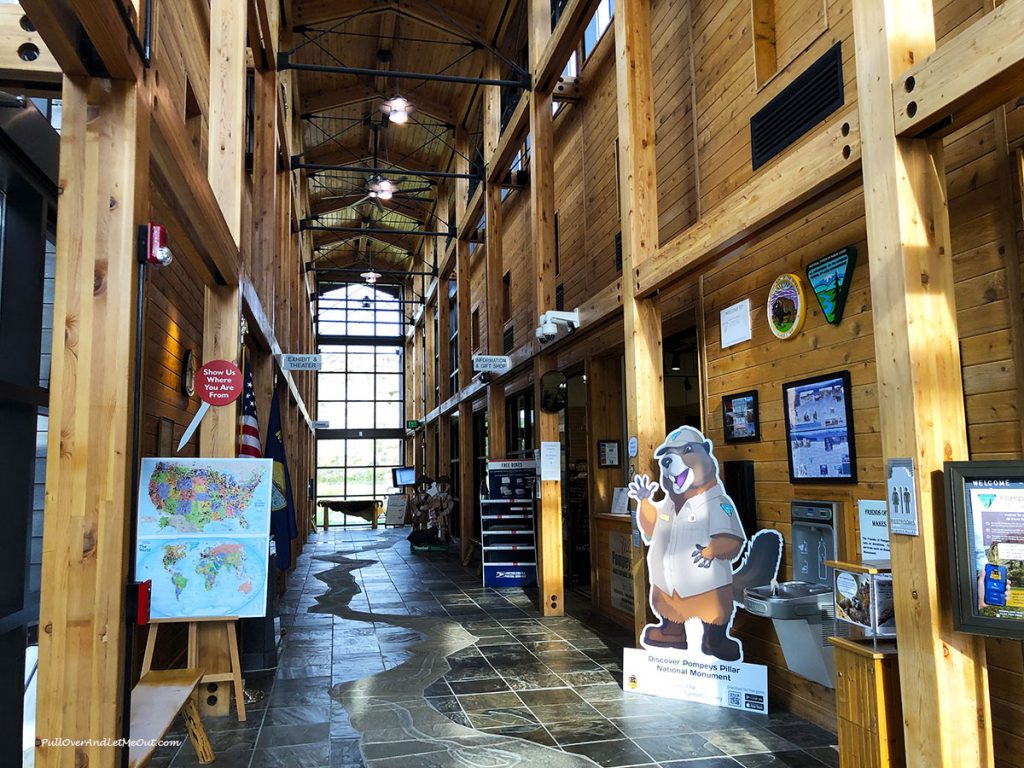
[609,532,634,613]
[610,487,630,516]
[964,479,1024,623]
[486,459,536,500]
[720,299,752,348]
[623,644,769,714]
[540,442,561,481]
[135,457,273,619]
[858,500,891,561]
[384,494,408,526]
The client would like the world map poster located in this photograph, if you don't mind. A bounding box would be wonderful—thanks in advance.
[135,457,273,619]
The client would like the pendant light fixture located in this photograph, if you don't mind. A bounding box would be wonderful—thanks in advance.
[385,95,410,124]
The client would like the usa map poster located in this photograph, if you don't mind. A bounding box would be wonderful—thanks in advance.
[135,457,273,619]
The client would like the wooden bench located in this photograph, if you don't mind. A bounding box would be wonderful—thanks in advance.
[128,668,214,768]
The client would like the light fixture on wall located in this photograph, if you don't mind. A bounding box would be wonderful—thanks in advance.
[669,353,681,372]
[384,95,410,124]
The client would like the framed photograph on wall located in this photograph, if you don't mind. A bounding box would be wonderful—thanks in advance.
[782,370,857,483]
[722,390,760,443]
[598,440,621,468]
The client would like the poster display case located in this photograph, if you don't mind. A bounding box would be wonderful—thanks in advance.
[945,461,1024,639]
[782,371,857,483]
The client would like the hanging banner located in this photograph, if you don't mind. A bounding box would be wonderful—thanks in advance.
[624,425,782,713]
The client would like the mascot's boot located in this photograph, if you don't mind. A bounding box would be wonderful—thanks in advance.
[642,620,687,649]
[701,622,741,661]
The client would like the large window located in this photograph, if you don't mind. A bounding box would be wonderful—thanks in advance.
[582,0,614,60]
[315,283,407,513]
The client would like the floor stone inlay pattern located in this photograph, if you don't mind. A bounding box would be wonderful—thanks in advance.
[150,528,839,767]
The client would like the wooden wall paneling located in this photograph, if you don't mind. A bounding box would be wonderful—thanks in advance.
[437,271,451,405]
[615,0,667,642]
[530,0,565,618]
[36,76,148,768]
[208,0,246,246]
[853,1,993,764]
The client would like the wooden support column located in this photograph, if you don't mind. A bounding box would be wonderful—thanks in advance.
[253,67,278,320]
[853,2,993,766]
[483,57,506,459]
[425,301,436,413]
[209,0,247,245]
[36,76,148,768]
[458,400,474,555]
[529,0,564,616]
[615,0,665,641]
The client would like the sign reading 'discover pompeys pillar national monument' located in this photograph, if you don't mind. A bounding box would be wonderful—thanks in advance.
[622,426,783,713]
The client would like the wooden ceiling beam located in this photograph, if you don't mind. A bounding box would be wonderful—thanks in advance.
[892,1,1024,138]
[303,138,441,171]
[311,192,431,220]
[294,0,483,39]
[313,221,420,250]
[0,6,61,86]
[301,83,458,124]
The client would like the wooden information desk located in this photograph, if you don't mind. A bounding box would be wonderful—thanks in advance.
[829,636,904,768]
[593,513,634,628]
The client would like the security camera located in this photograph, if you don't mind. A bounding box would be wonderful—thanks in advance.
[536,321,558,343]
[535,309,581,343]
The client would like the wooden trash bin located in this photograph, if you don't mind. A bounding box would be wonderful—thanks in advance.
[829,636,904,767]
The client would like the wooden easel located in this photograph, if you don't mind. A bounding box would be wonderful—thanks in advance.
[141,617,247,722]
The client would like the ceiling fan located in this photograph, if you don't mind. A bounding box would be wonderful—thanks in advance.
[315,124,432,214]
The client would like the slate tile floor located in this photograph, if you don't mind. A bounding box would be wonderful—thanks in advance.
[152,529,839,768]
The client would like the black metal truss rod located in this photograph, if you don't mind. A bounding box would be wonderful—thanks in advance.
[302,223,451,238]
[278,54,529,89]
[294,160,479,180]
[312,266,438,277]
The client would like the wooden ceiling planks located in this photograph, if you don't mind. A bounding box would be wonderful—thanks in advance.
[291,0,513,281]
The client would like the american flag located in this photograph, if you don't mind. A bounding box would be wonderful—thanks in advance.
[237,349,262,458]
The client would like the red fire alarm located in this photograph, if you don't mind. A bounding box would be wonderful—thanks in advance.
[138,222,173,267]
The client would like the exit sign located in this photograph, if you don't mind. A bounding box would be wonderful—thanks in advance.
[406,420,422,430]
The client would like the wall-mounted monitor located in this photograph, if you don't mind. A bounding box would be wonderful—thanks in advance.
[945,461,1024,639]
[392,466,417,487]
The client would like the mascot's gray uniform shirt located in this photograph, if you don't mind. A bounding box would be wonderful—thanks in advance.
[645,485,746,599]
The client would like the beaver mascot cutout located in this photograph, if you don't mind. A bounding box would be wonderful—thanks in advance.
[628,426,782,661]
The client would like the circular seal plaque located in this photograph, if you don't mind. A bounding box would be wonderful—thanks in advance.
[767,273,807,340]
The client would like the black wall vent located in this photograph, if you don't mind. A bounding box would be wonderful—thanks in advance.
[555,283,565,311]
[503,326,514,355]
[750,42,844,171]
[614,232,623,273]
